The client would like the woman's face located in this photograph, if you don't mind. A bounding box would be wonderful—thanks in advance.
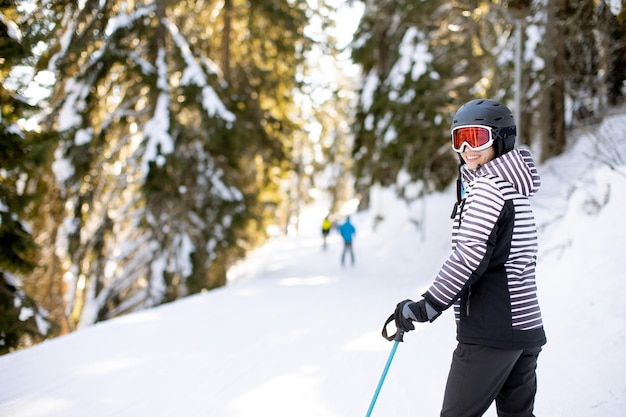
[460,146,495,170]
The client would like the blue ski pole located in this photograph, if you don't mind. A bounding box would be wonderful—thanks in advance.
[365,314,404,417]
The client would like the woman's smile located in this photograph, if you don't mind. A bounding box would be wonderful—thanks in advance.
[461,147,495,170]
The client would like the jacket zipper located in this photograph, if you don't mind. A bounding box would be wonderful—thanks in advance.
[466,286,471,317]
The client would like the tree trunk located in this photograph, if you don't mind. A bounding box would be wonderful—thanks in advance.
[543,0,567,161]
[221,0,232,83]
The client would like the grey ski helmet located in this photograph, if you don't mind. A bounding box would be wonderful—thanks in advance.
[451,99,516,157]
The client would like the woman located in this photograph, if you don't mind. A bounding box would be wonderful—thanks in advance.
[391,99,546,417]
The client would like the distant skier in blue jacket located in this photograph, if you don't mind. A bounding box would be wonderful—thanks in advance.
[338,216,356,266]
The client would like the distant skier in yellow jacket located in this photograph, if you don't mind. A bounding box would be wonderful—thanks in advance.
[321,216,332,250]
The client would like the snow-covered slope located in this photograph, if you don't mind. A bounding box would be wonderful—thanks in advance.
[1,114,625,417]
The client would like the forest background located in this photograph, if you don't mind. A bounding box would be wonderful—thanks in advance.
[1,0,624,354]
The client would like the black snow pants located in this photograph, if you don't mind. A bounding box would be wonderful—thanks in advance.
[341,241,354,265]
[440,343,542,417]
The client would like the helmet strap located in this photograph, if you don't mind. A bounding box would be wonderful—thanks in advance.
[450,162,464,219]
[494,139,504,157]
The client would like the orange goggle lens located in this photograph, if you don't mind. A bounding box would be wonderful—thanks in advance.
[451,125,494,152]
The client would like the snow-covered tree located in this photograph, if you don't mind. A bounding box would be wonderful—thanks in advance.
[19,0,314,332]
[351,0,626,200]
[350,0,509,203]
[0,0,51,353]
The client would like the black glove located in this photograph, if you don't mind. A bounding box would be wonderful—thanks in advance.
[394,299,439,332]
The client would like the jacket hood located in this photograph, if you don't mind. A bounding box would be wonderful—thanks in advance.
[462,148,541,197]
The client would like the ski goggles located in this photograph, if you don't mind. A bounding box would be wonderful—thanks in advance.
[451,125,494,152]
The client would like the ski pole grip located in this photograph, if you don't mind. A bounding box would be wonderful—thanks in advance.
[381,314,404,342]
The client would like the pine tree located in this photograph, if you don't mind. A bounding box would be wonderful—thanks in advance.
[0,0,51,352]
[350,0,518,203]
[17,0,315,333]
[600,1,626,107]
[351,0,625,190]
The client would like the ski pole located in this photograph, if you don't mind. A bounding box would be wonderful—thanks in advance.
[365,314,404,417]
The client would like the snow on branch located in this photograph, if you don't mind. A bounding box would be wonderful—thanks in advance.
[387,27,432,93]
[105,5,154,37]
[143,48,174,173]
[47,8,78,72]
[163,18,236,123]
[57,78,90,131]
[0,11,21,42]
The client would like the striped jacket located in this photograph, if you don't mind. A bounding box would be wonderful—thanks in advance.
[424,148,547,349]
